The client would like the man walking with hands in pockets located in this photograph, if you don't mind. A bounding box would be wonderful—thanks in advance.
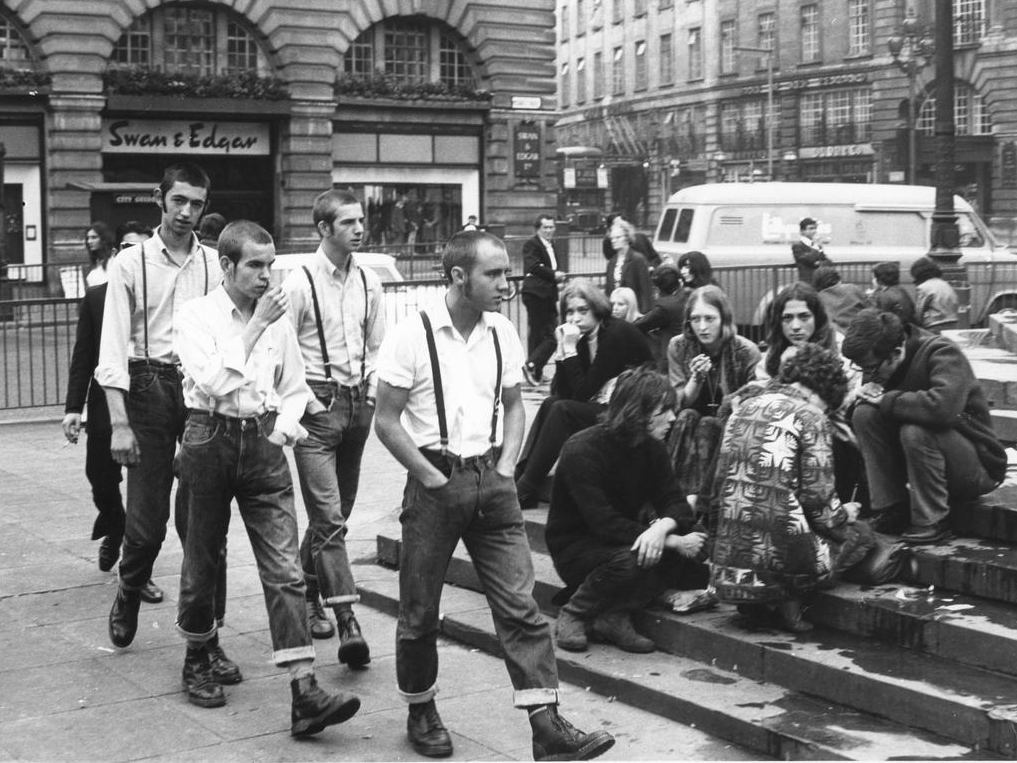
[374,230,614,760]
[173,220,360,735]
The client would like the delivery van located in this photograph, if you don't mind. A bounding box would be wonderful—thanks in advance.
[653,182,1017,327]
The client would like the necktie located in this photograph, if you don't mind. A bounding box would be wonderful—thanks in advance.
[577,335,591,369]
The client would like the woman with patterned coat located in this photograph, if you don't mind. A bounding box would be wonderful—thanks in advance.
[707,344,860,633]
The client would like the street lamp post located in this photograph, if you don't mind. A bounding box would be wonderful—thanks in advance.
[887,15,934,184]
[736,46,774,180]
[928,0,968,328]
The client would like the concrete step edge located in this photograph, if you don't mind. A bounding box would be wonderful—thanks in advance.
[375,532,1017,755]
[356,561,981,761]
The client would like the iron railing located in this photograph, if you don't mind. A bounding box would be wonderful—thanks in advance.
[5,259,1015,411]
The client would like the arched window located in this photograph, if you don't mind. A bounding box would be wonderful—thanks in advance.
[0,15,31,66]
[111,4,270,77]
[343,18,478,89]
[917,82,991,136]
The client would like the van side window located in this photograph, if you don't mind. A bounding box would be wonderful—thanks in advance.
[957,213,985,248]
[673,208,693,243]
[657,208,677,241]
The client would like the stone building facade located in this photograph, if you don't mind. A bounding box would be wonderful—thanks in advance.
[554,0,1017,231]
[0,0,560,289]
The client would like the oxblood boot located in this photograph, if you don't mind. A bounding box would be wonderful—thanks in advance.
[530,705,615,761]
[290,673,360,737]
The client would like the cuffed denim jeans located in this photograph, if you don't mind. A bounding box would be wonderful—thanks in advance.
[397,449,559,708]
[119,360,187,591]
[294,381,373,609]
[853,404,998,526]
[176,411,313,665]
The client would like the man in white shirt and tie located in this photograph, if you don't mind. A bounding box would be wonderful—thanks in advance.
[173,219,360,736]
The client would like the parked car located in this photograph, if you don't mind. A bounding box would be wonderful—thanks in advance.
[271,251,445,328]
[653,182,1017,327]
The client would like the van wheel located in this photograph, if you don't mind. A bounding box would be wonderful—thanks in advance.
[986,294,1017,318]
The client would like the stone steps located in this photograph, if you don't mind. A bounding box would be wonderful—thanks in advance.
[371,531,1017,757]
[356,561,981,760]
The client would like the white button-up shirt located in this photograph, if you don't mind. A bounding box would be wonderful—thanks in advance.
[377,301,524,457]
[174,286,309,440]
[95,228,221,391]
[282,248,385,396]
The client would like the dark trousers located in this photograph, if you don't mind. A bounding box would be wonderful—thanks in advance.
[84,430,125,541]
[516,397,603,490]
[555,545,700,619]
[176,411,313,665]
[397,450,559,708]
[522,293,557,375]
[853,404,997,526]
[121,360,226,621]
[294,382,374,610]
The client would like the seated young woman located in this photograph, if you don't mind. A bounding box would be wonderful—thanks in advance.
[633,265,686,372]
[548,367,709,655]
[756,282,865,510]
[665,285,761,503]
[515,278,652,509]
[708,344,869,634]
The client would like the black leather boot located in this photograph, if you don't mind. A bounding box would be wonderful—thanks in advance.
[290,673,360,737]
[530,705,615,761]
[108,585,141,648]
[336,612,371,667]
[182,647,226,708]
[206,634,242,685]
[407,700,453,758]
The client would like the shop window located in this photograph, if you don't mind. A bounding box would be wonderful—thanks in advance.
[343,19,478,90]
[917,83,992,136]
[111,5,269,75]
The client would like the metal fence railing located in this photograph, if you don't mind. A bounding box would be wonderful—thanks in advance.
[5,258,1015,411]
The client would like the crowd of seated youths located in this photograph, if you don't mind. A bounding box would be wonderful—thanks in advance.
[520,247,1003,650]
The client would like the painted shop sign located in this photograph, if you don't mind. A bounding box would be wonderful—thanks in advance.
[798,143,874,159]
[740,72,868,96]
[514,121,542,179]
[102,119,270,156]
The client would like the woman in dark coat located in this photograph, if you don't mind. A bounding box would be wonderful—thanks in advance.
[605,218,654,313]
[633,265,686,371]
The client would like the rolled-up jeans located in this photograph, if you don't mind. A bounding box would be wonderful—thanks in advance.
[397,448,559,708]
[119,360,187,591]
[294,381,373,609]
[175,410,313,665]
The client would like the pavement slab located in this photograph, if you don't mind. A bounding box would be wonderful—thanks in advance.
[0,414,753,762]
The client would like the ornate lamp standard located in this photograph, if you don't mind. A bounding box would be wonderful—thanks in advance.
[887,14,933,184]
[927,0,967,329]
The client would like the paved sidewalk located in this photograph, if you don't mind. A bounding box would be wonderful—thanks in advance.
[0,401,754,762]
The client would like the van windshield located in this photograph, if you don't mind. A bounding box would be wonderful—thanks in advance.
[705,206,927,248]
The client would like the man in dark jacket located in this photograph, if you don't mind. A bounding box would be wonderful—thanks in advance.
[61,222,163,597]
[521,215,567,384]
[842,309,1005,544]
[548,368,706,653]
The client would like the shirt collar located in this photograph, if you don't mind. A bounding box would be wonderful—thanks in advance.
[314,245,359,279]
[209,283,243,319]
[430,296,492,339]
[152,226,203,263]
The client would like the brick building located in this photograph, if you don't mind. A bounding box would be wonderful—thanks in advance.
[0,0,560,291]
[554,0,1017,231]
